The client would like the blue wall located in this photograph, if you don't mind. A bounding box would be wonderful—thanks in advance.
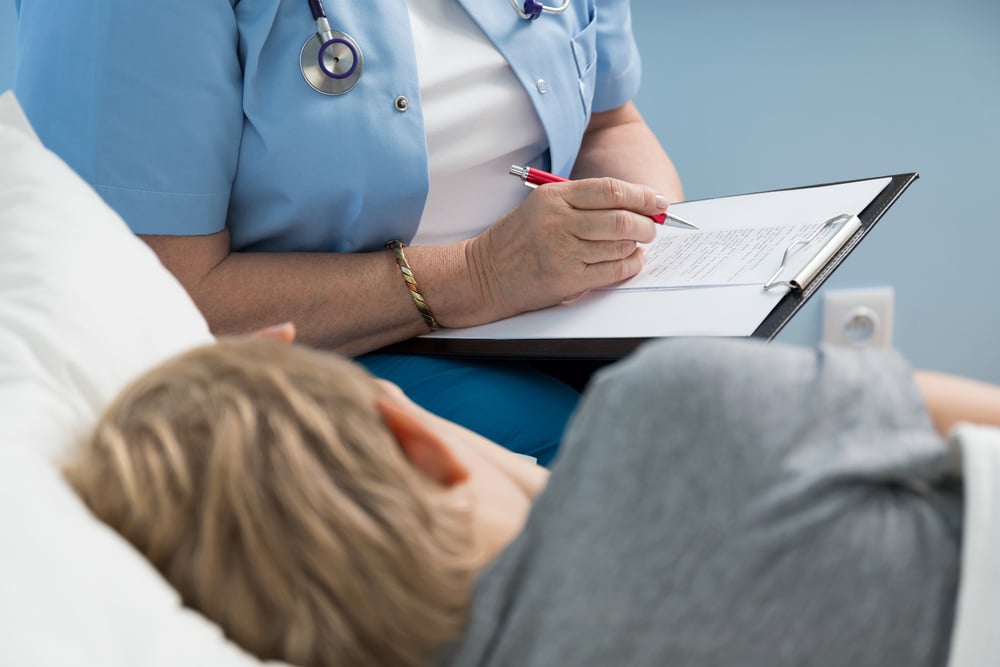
[2,1,998,381]
[631,0,1000,382]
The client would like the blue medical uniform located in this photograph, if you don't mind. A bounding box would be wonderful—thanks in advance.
[14,0,643,464]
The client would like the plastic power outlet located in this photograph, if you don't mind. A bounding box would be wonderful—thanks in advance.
[822,287,895,348]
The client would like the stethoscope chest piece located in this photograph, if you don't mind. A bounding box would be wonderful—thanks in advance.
[300,30,364,95]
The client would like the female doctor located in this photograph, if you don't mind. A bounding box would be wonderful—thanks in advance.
[13,0,683,464]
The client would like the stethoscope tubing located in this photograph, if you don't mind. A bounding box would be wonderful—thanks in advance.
[303,0,570,96]
[307,0,327,20]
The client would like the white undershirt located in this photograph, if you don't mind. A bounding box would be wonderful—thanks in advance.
[407,0,548,247]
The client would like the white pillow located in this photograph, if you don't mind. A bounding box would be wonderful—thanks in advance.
[0,91,214,463]
[0,91,278,667]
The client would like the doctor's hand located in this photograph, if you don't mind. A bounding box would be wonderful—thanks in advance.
[465,177,664,321]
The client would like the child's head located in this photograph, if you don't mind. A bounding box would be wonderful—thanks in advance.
[64,338,478,666]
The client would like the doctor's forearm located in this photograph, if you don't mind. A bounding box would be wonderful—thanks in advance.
[571,101,684,205]
[141,232,489,356]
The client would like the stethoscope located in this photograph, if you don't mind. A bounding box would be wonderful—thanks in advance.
[301,0,571,95]
[300,0,364,95]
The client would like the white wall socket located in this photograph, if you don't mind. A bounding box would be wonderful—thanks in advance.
[822,287,895,348]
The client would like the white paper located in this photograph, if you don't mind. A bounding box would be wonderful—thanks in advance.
[424,177,893,341]
[610,221,836,290]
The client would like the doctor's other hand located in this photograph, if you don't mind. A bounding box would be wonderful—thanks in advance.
[465,177,663,321]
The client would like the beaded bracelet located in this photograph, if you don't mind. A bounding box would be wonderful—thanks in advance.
[385,240,441,332]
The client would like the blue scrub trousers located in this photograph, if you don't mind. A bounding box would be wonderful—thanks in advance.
[358,354,581,467]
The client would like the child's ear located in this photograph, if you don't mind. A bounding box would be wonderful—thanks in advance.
[375,396,469,487]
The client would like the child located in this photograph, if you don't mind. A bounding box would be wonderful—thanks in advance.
[66,336,1000,666]
[64,337,545,666]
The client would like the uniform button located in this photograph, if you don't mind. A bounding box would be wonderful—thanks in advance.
[394,95,409,112]
[536,79,548,94]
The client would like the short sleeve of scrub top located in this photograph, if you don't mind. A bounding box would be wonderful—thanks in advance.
[591,0,642,112]
[14,0,242,239]
[14,0,643,253]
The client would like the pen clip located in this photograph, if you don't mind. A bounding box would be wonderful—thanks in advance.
[509,164,538,189]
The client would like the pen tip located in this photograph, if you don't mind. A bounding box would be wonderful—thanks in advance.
[669,213,699,230]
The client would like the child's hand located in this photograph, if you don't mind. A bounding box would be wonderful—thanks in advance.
[251,321,296,344]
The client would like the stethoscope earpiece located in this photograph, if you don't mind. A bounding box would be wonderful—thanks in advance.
[508,0,571,20]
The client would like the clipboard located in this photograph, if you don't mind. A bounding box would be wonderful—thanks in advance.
[383,173,918,360]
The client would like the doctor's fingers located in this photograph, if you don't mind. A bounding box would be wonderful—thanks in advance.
[565,237,643,265]
[566,208,657,244]
[579,246,647,288]
[555,177,668,218]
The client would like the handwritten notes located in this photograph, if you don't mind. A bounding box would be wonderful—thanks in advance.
[608,221,838,291]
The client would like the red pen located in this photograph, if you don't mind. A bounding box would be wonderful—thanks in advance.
[509,165,699,230]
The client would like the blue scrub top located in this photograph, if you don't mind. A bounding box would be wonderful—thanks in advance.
[14,0,642,254]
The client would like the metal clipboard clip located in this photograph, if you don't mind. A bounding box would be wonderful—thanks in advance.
[763,214,862,292]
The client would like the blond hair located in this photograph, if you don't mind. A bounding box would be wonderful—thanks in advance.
[64,338,476,666]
